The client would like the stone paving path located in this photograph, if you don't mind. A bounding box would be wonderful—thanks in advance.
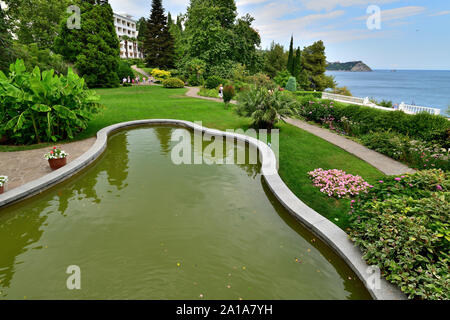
[0,138,96,191]
[185,87,415,175]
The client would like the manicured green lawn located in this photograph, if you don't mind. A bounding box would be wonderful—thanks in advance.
[1,85,384,229]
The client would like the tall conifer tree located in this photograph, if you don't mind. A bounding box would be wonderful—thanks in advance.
[287,35,294,75]
[143,0,175,68]
[293,47,302,81]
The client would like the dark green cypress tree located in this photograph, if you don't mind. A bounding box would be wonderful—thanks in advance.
[176,14,183,31]
[167,12,173,25]
[143,0,175,69]
[293,47,301,81]
[137,17,147,44]
[286,35,294,75]
[54,0,120,88]
[0,5,13,72]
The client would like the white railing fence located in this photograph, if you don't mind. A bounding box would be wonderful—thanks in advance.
[321,92,441,116]
[398,103,441,115]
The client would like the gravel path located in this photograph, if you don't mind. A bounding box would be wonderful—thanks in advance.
[0,138,96,191]
[185,86,415,175]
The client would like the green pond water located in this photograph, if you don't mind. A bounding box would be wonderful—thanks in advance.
[0,126,371,300]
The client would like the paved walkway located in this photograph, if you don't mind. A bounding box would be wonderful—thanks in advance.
[0,138,96,191]
[130,65,159,86]
[185,87,415,175]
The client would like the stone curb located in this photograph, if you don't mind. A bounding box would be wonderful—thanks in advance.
[0,119,406,300]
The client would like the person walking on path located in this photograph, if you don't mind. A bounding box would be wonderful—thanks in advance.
[218,84,224,99]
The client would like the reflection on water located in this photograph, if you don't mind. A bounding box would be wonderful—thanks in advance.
[0,127,371,300]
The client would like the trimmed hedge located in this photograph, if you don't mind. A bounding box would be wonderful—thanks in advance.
[298,99,450,146]
[294,91,322,98]
[162,78,184,88]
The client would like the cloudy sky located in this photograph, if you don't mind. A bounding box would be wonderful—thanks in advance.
[109,0,450,70]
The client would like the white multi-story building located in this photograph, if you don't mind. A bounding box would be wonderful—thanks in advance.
[113,13,143,59]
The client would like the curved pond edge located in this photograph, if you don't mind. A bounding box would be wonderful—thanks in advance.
[0,119,405,300]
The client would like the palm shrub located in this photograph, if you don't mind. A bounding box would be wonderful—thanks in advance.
[236,88,297,129]
[223,85,235,106]
[285,76,297,92]
[0,59,102,145]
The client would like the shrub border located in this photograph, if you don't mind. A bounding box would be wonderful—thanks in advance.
[0,119,405,300]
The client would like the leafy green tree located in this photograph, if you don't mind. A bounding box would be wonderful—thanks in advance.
[232,14,262,73]
[169,14,185,63]
[143,0,175,68]
[214,0,237,28]
[7,0,69,49]
[54,0,120,88]
[263,42,287,78]
[180,0,260,77]
[182,0,232,73]
[0,5,14,72]
[301,41,335,91]
[287,35,294,75]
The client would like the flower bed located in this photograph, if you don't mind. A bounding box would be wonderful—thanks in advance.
[308,168,373,198]
[349,170,449,300]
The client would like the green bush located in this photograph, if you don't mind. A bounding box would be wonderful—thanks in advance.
[236,87,296,129]
[333,86,352,96]
[285,76,297,92]
[223,85,235,105]
[198,87,219,98]
[117,60,135,80]
[162,77,184,88]
[205,76,223,89]
[294,91,322,98]
[0,60,102,145]
[273,70,290,88]
[246,73,274,89]
[13,43,69,76]
[187,74,204,86]
[350,170,449,300]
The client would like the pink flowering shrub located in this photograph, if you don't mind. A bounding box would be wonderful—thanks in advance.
[308,168,373,198]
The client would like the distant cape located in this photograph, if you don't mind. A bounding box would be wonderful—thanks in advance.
[326,61,372,72]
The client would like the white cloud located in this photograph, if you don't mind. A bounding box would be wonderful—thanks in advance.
[300,0,400,12]
[429,10,450,17]
[355,6,426,22]
[236,0,270,6]
[109,0,189,20]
